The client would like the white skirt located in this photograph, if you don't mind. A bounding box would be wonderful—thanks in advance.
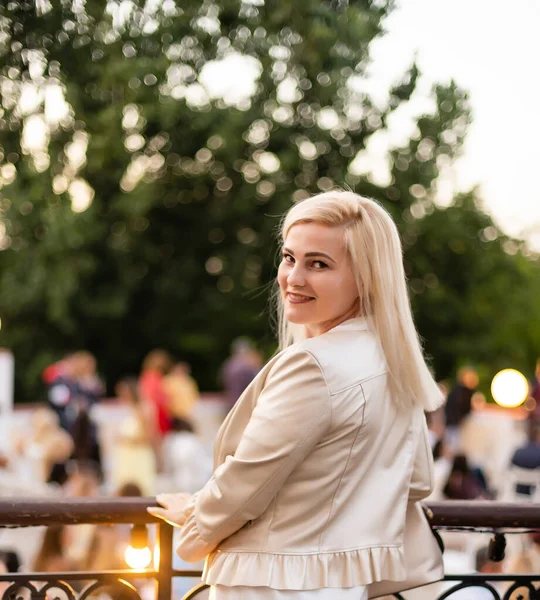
[209,584,368,599]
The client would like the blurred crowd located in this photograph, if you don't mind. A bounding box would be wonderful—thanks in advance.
[418,359,540,599]
[0,339,263,599]
[1,351,539,599]
[427,360,540,503]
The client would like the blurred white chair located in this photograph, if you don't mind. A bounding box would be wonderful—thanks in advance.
[500,466,540,502]
[461,410,527,495]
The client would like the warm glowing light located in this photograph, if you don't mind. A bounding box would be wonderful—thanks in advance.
[491,369,529,408]
[124,546,152,570]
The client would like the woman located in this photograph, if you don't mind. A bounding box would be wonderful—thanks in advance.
[149,191,444,599]
[139,349,173,437]
[163,362,200,423]
[111,378,158,496]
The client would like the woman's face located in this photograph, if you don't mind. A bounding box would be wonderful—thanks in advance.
[278,222,359,337]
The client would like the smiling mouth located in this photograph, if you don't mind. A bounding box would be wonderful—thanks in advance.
[287,292,315,304]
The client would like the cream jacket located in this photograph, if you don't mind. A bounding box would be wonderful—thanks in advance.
[175,317,443,591]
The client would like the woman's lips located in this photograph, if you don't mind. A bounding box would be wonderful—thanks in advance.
[287,292,314,304]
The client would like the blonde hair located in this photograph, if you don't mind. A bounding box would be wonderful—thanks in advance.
[276,191,443,412]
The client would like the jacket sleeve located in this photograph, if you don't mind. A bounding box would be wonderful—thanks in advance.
[175,349,331,562]
[409,410,435,502]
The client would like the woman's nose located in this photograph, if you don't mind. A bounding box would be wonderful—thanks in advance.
[287,264,305,287]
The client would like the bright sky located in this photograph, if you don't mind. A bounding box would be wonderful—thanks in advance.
[368,0,540,248]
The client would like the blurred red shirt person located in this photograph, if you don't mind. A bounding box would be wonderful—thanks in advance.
[139,349,173,436]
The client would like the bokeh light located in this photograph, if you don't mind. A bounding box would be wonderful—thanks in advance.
[491,369,529,408]
[124,546,152,570]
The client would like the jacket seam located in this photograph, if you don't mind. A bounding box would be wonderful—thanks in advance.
[263,495,278,551]
[214,543,402,556]
[210,351,331,537]
[303,349,334,442]
[303,350,330,391]
[329,371,388,396]
[317,383,367,550]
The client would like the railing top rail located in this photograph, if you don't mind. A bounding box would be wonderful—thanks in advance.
[0,497,156,526]
[0,498,539,528]
[427,500,540,529]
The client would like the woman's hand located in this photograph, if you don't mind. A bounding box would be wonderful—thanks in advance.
[147,493,193,527]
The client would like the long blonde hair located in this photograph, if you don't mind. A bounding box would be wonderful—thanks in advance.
[276,191,443,412]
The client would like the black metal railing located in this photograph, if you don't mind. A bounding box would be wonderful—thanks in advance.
[0,499,539,599]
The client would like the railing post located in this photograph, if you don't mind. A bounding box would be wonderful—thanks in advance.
[155,522,174,600]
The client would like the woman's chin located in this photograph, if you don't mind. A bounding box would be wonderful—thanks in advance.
[284,307,313,325]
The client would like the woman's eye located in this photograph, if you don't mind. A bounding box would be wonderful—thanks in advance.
[283,253,294,263]
[312,260,328,269]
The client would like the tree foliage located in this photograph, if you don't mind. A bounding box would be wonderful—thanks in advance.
[0,0,538,401]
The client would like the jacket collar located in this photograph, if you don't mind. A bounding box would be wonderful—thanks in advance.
[330,316,370,333]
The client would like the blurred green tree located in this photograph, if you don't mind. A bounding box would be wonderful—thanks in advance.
[0,0,538,401]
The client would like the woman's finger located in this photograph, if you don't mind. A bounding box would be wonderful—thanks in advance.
[147,507,167,519]
[147,506,186,527]
[155,494,174,509]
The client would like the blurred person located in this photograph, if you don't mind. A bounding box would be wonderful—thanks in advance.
[423,377,447,449]
[84,524,126,572]
[116,482,143,497]
[45,352,103,479]
[73,351,105,407]
[531,359,540,402]
[33,526,73,572]
[139,349,173,437]
[148,191,445,599]
[509,423,540,496]
[70,407,103,479]
[83,482,154,600]
[426,408,445,451]
[528,359,540,426]
[70,351,104,476]
[87,481,144,571]
[46,353,80,432]
[42,353,73,386]
[86,483,142,575]
[61,464,101,570]
[62,461,101,497]
[443,454,490,500]
[164,361,200,422]
[511,423,540,469]
[0,453,8,470]
[111,378,157,495]
[444,366,479,451]
[427,436,455,501]
[160,418,213,494]
[11,408,73,484]
[220,338,262,408]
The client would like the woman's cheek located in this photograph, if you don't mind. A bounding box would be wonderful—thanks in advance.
[277,265,287,290]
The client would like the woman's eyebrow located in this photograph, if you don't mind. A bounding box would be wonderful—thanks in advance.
[283,247,336,264]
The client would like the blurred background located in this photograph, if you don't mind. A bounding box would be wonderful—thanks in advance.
[0,0,540,596]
